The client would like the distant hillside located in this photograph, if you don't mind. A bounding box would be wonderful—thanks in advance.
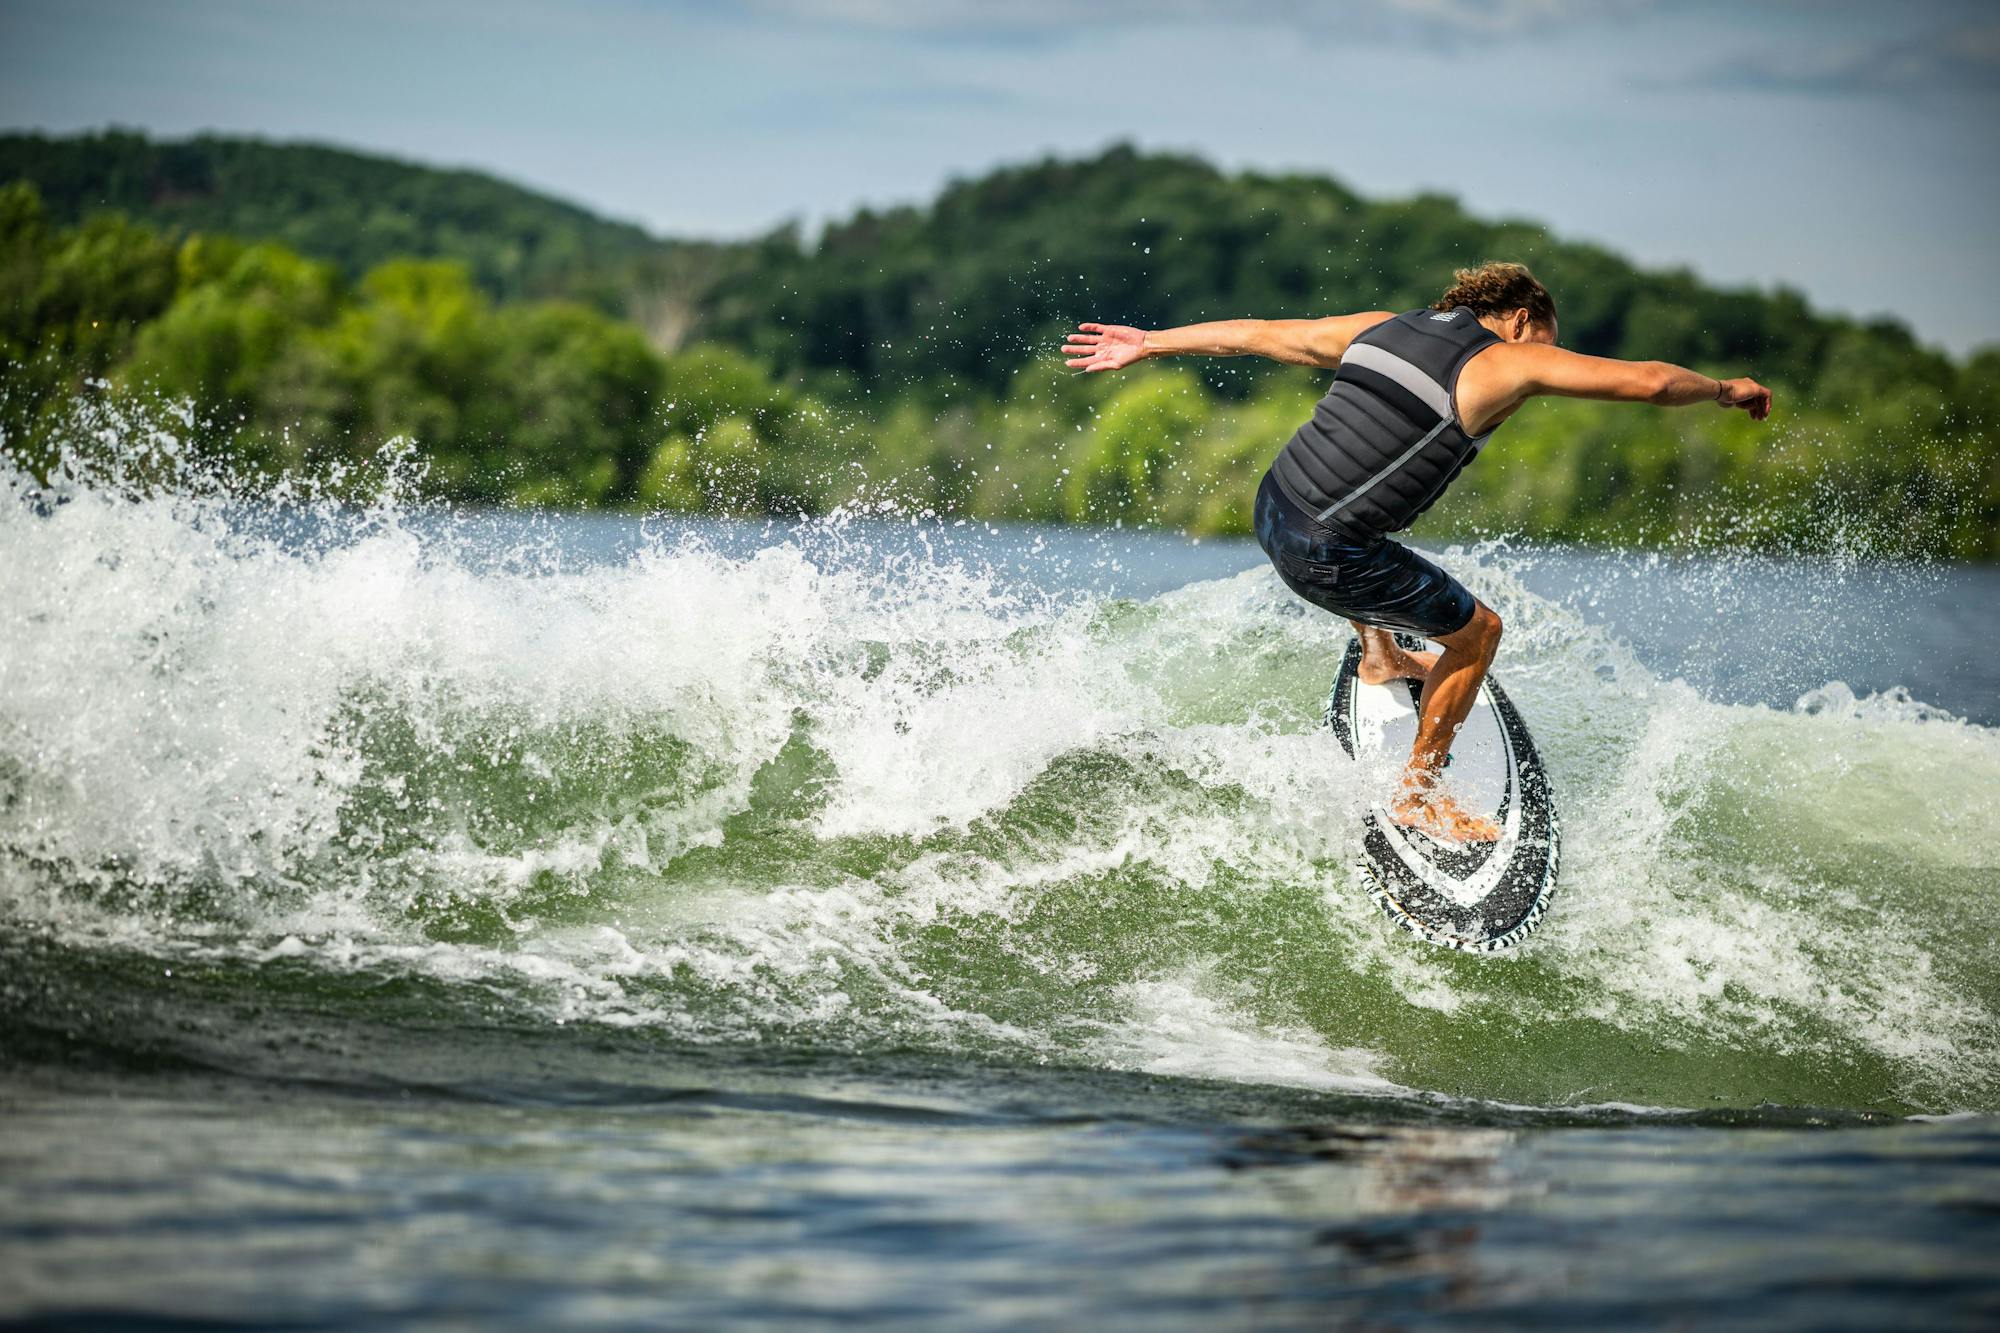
[701,144,1957,406]
[4,132,1963,403]
[0,128,667,302]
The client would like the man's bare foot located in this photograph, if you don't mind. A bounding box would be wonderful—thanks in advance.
[1357,641,1440,686]
[1390,786,1501,843]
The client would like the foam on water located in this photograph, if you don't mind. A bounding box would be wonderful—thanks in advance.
[3,419,1997,1115]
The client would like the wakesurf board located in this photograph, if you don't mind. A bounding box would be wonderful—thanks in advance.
[1323,635,1560,952]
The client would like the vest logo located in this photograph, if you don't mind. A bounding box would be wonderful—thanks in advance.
[1428,311,1459,322]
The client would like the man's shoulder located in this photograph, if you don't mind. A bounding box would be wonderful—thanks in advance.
[1453,338,1539,397]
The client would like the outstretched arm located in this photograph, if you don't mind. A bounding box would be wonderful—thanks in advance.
[1062,311,1395,372]
[1458,343,1772,435]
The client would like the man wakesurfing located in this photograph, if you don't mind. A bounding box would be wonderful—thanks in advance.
[1064,263,1772,842]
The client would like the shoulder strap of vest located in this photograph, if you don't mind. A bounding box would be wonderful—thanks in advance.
[1338,308,1495,422]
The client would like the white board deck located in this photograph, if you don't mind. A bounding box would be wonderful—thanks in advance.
[1324,637,1561,951]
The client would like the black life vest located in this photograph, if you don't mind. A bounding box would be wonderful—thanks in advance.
[1269,306,1503,536]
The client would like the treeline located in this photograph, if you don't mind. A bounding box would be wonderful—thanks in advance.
[695,145,2000,553]
[0,177,1293,525]
[0,181,844,512]
[2,135,1997,556]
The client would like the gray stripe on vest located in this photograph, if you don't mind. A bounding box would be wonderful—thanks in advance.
[1316,415,1454,523]
[1340,343,1453,420]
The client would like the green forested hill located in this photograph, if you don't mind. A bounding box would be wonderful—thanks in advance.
[0,128,664,302]
[702,144,1954,411]
[3,132,1995,555]
[4,131,1959,400]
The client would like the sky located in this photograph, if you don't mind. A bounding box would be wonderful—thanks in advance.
[2,0,1996,354]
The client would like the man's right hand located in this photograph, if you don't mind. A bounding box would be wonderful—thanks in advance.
[1718,377,1773,421]
[1062,323,1149,373]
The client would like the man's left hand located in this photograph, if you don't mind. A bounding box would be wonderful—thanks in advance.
[1718,377,1773,421]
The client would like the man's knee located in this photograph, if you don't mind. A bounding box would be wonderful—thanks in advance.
[1472,605,1503,658]
[1449,603,1502,660]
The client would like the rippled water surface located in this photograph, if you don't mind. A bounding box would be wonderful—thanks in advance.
[3,440,1997,1327]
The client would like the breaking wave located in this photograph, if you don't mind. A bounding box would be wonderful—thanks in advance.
[3,415,1996,1117]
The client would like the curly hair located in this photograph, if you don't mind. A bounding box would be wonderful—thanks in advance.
[1432,262,1557,329]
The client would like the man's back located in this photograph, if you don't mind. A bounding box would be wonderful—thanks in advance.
[1269,306,1504,538]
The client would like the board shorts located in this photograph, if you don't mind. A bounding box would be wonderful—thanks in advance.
[1253,469,1478,639]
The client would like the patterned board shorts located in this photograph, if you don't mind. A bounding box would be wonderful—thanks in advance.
[1253,470,1478,639]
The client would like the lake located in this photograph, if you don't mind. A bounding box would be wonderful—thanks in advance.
[3,474,1996,1327]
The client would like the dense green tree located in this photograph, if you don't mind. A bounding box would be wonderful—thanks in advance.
[0,182,180,463]
[1065,370,1211,524]
[485,302,663,505]
[126,240,341,428]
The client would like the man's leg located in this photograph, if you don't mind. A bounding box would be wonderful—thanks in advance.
[1390,602,1503,842]
[1351,623,1439,685]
